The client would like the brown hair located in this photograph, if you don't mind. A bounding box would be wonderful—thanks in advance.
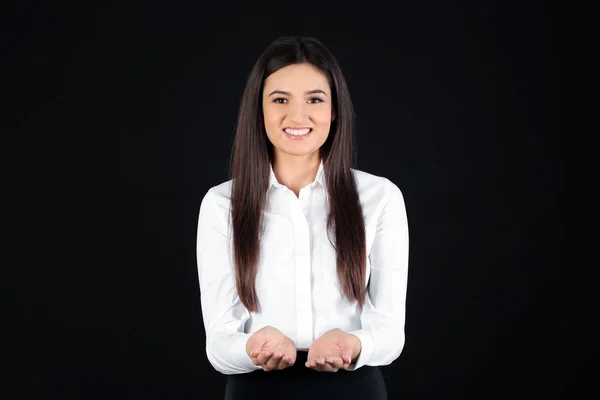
[229,36,366,313]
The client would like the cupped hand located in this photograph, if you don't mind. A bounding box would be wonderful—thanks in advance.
[246,326,297,371]
[306,328,361,372]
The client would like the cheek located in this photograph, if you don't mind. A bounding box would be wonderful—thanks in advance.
[263,106,281,128]
[314,108,332,128]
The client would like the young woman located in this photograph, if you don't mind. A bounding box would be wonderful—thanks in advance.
[196,36,409,399]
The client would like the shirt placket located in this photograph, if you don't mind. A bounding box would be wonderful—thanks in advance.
[293,187,313,349]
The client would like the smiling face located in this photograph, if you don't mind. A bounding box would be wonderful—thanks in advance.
[262,63,335,160]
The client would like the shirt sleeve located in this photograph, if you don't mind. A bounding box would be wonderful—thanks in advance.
[196,188,262,375]
[347,179,409,370]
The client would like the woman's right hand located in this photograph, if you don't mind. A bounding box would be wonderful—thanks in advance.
[246,326,297,371]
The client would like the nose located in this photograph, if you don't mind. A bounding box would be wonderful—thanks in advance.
[287,101,309,124]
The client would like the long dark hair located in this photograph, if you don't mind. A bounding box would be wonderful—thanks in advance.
[229,36,366,313]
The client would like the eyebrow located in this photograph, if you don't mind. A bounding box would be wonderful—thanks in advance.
[268,89,328,97]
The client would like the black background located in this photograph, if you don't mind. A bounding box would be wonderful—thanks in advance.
[5,1,592,399]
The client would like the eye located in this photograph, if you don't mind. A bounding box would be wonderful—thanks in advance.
[273,98,287,104]
[308,98,324,104]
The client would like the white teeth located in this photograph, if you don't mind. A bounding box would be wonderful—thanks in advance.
[284,128,311,135]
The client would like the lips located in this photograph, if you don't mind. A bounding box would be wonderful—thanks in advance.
[283,127,312,140]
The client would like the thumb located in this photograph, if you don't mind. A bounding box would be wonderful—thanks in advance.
[251,342,263,357]
[342,346,353,365]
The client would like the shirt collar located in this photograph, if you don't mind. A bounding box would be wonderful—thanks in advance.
[268,159,326,191]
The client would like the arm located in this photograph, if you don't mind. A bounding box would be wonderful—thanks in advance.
[196,188,262,375]
[347,179,409,370]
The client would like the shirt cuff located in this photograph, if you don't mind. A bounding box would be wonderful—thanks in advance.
[231,334,263,372]
[345,329,374,371]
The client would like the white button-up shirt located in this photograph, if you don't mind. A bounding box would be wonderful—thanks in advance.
[196,161,409,375]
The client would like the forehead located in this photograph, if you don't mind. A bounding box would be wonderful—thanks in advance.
[263,63,330,93]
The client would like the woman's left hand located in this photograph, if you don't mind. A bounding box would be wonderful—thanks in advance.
[305,328,361,372]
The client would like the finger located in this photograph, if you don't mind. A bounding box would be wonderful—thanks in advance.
[249,342,262,358]
[324,358,339,372]
[250,353,265,366]
[308,357,325,369]
[342,348,353,365]
[265,352,283,371]
[304,355,315,368]
[287,354,296,366]
[315,361,336,372]
[251,346,262,358]
[257,351,273,367]
[325,357,345,369]
[320,362,336,372]
[272,352,285,369]
[306,355,325,368]
[310,358,329,372]
[277,355,290,370]
[305,361,317,370]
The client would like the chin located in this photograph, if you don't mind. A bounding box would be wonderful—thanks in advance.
[276,145,320,157]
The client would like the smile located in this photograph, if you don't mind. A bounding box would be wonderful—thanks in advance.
[283,128,312,140]
[284,128,312,136]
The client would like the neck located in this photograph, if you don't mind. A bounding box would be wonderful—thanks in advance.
[272,151,321,197]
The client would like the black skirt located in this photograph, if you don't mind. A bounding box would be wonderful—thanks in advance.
[224,351,387,400]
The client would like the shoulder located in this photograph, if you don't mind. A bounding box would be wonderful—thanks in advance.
[351,168,403,198]
[203,179,234,205]
[350,168,406,222]
[198,179,234,229]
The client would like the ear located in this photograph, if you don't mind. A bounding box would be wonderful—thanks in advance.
[331,111,337,121]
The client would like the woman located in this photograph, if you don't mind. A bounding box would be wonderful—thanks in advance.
[196,36,409,399]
